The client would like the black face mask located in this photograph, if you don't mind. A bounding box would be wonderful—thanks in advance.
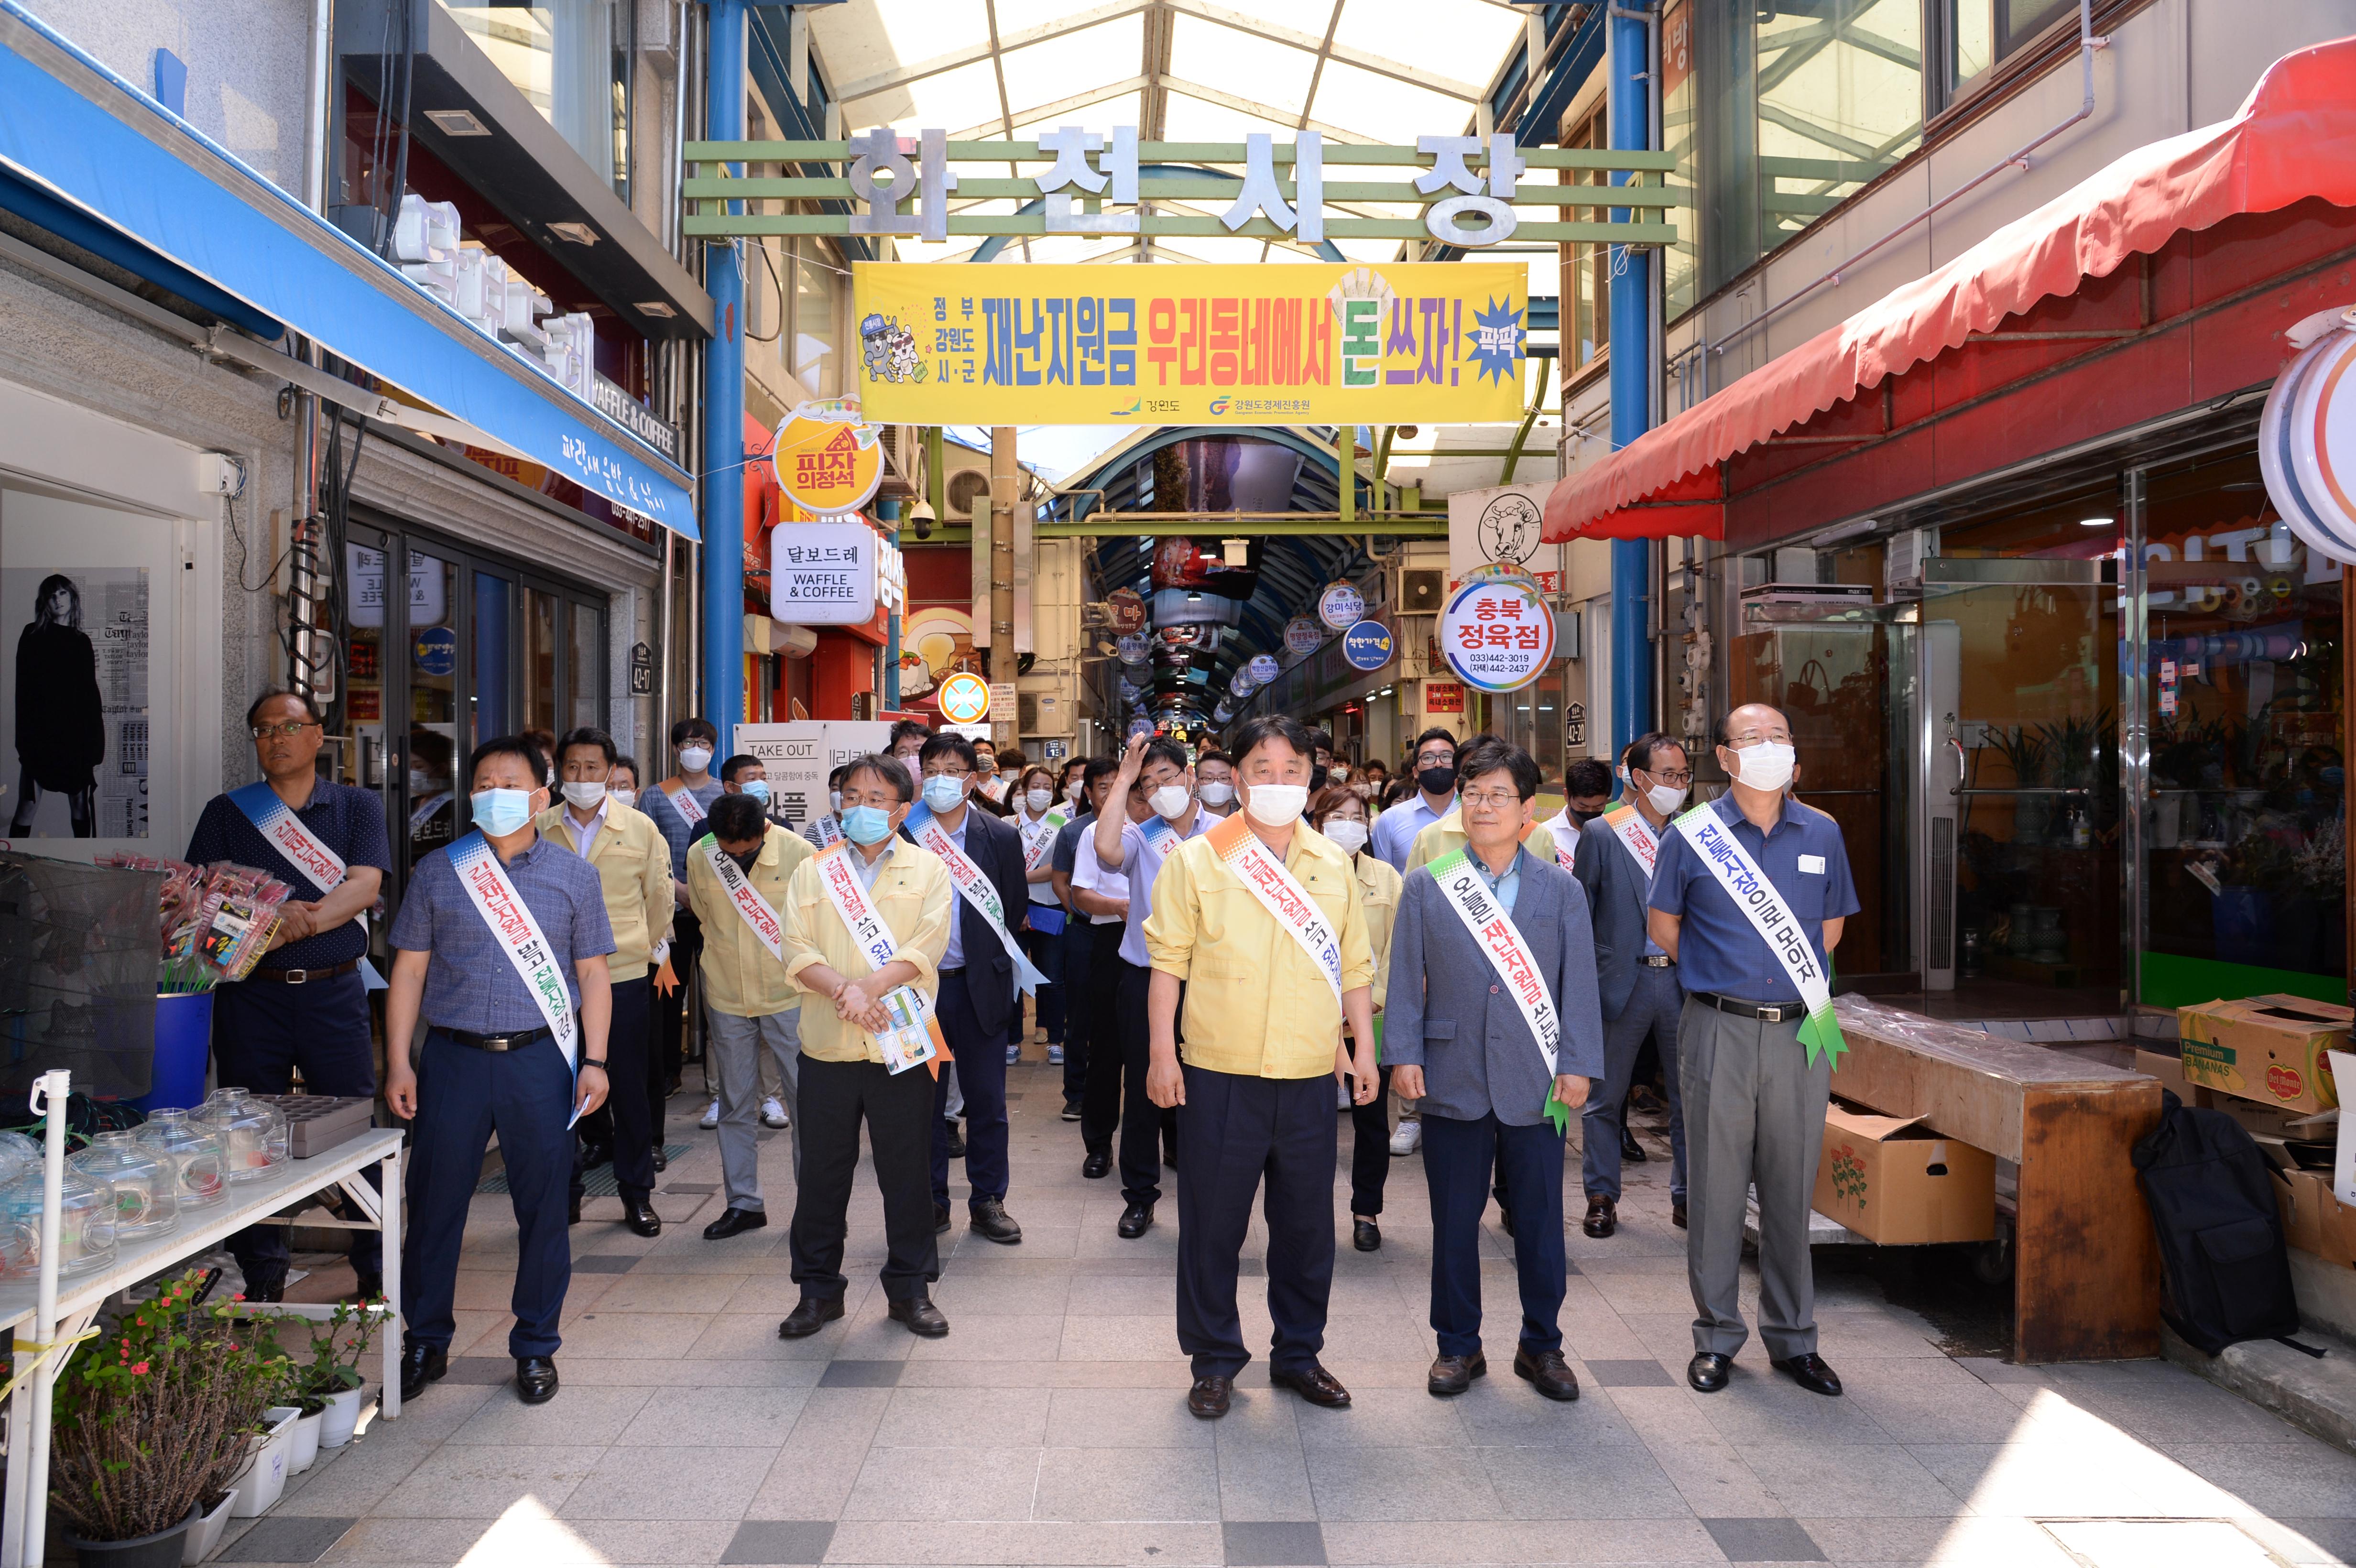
[728,847,762,875]
[1417,764,1456,796]
[1569,807,1603,828]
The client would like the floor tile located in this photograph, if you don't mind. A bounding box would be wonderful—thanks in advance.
[1223,1520,1327,1566]
[720,1520,836,1565]
[1700,1515,1826,1563]
[1033,1444,1219,1521]
[218,1514,358,1563]
[1583,1357,1678,1387]
[820,1360,905,1388]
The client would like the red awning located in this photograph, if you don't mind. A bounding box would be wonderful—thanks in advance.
[1544,33,2356,542]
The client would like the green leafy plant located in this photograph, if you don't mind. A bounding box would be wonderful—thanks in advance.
[291,1296,386,1413]
[1983,725,2050,789]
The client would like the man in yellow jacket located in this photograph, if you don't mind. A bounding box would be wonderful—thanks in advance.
[543,727,673,1237]
[777,753,958,1339]
[686,790,817,1242]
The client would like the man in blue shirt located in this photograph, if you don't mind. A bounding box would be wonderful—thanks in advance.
[1648,703,1857,1402]
[185,689,392,1303]
[1369,728,1459,871]
[386,734,615,1409]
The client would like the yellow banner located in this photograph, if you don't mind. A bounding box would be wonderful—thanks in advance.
[851,261,1529,426]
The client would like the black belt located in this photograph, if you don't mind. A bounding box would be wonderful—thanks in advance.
[445,1026,552,1052]
[939,966,965,976]
[1638,955,1675,969]
[246,959,361,984]
[1692,991,1802,1023]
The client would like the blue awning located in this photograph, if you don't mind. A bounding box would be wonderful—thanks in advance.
[0,2,698,538]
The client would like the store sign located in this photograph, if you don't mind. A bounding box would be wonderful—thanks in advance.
[348,546,448,630]
[854,261,1527,426]
[1247,653,1281,684]
[1566,700,1586,748]
[772,400,885,516]
[1341,620,1395,672]
[1425,681,1465,714]
[629,641,654,695]
[1284,617,1324,657]
[988,681,1018,723]
[1440,573,1554,693]
[1116,632,1151,664]
[413,625,456,676]
[938,671,992,724]
[733,720,892,830]
[1317,580,1365,631]
[1448,481,1553,587]
[2261,313,2356,558]
[771,522,878,626]
[1107,587,1148,632]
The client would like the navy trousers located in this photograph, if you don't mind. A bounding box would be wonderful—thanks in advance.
[1423,1110,1567,1359]
[403,1030,575,1358]
[1175,1065,1337,1380]
[1057,916,1099,1103]
[210,970,381,1284]
[930,970,1012,1208]
[1010,923,1063,1048]
[573,975,657,1205]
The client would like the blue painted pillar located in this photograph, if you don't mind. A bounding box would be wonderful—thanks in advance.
[700,0,747,738]
[1607,2,1654,770]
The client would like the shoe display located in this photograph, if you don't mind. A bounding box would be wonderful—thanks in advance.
[1513,1347,1580,1402]
[760,1096,789,1130]
[515,1355,558,1405]
[1582,1197,1617,1239]
[1187,1374,1233,1419]
[888,1296,950,1337]
[1352,1218,1381,1252]
[1389,1118,1422,1156]
[1047,1045,1064,1066]
[623,1198,662,1237]
[1270,1364,1352,1408]
[1062,1098,1084,1122]
[1117,1200,1155,1238]
[1687,1351,1733,1393]
[1621,1125,1647,1163]
[698,1100,720,1130]
[1770,1351,1843,1397]
[398,1339,447,1402]
[970,1195,1023,1244]
[702,1206,767,1240]
[1427,1351,1485,1396]
[777,1296,845,1339]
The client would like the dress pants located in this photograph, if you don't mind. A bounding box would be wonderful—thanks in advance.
[1176,1065,1337,1380]
[789,1054,940,1304]
[1346,1063,1395,1217]
[705,1007,802,1210]
[1423,1110,1567,1358]
[1012,922,1063,1049]
[1087,960,1173,1206]
[572,976,658,1205]
[403,1030,574,1358]
[931,970,1011,1208]
[1582,964,1689,1204]
[1680,997,1833,1360]
[210,970,381,1285]
[654,909,704,1107]
[1076,925,1130,1150]
[1058,916,1101,1103]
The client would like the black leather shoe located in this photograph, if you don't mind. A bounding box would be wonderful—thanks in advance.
[1061,1098,1084,1122]
[1771,1352,1843,1397]
[399,1340,447,1402]
[970,1196,1023,1244]
[702,1206,767,1241]
[1081,1150,1112,1179]
[888,1296,950,1338]
[1271,1364,1351,1408]
[243,1275,286,1304]
[348,1273,383,1304]
[1620,1125,1647,1163]
[777,1296,845,1339]
[1427,1351,1486,1397]
[515,1355,558,1404]
[1496,1200,1515,1238]
[580,1142,613,1171]
[1583,1197,1617,1239]
[623,1198,662,1238]
[942,1120,966,1159]
[1688,1352,1733,1393]
[652,1147,669,1174]
[1117,1200,1155,1238]
[1672,1201,1689,1230]
[1352,1218,1381,1252]
[567,1194,583,1225]
[1514,1347,1580,1402]
[934,1201,952,1234]
[1187,1374,1233,1419]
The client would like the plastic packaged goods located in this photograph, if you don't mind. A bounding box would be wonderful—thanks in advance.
[0,1162,119,1278]
[69,1130,178,1243]
[193,1089,291,1182]
[130,1109,229,1211]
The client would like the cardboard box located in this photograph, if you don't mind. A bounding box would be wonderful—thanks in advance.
[2177,995,2350,1115]
[2275,1166,2327,1256]
[2135,1045,2192,1100]
[1812,1104,1996,1245]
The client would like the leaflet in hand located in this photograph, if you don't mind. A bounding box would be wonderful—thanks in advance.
[873,985,942,1075]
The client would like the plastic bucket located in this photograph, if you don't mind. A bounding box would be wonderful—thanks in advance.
[131,992,214,1115]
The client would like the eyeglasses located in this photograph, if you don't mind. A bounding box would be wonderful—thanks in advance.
[1639,768,1695,785]
[250,720,319,740]
[920,766,971,780]
[1460,789,1522,809]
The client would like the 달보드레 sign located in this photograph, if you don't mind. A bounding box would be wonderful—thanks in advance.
[1440,571,1554,693]
[771,522,879,626]
[772,400,885,516]
[852,261,1527,426]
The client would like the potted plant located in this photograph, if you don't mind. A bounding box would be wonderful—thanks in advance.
[49,1272,292,1568]
[291,1296,386,1460]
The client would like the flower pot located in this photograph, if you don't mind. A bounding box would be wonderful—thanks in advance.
[182,1493,234,1565]
[227,1406,301,1518]
[64,1505,193,1568]
[318,1384,366,1449]
[289,1406,324,1474]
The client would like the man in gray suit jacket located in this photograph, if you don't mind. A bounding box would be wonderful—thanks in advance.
[1571,732,1693,1239]
[1386,739,1606,1403]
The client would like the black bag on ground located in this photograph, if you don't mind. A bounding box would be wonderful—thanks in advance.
[2131,1088,2299,1354]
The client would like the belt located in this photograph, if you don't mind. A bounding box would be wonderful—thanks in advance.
[1638,955,1675,969]
[245,959,360,985]
[938,966,965,976]
[445,1026,552,1052]
[1691,991,1802,1023]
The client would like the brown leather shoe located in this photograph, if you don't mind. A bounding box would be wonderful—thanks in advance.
[1513,1346,1580,1402]
[1270,1363,1352,1408]
[1187,1374,1233,1419]
[1427,1351,1486,1397]
[1582,1196,1617,1238]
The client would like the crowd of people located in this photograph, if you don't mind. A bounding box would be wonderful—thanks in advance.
[192,692,1857,1418]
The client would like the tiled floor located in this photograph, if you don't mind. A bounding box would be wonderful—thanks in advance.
[227,1063,2356,1567]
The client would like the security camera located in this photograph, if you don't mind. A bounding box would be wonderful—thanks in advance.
[909,498,935,540]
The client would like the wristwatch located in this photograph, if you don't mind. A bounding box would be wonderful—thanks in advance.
[582,1058,609,1070]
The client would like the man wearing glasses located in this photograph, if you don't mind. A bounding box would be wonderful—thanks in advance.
[185,689,393,1302]
[1647,704,1856,1400]
[1369,728,1459,871]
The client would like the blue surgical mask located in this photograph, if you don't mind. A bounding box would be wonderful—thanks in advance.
[470,788,535,837]
[842,804,894,845]
[921,774,967,812]
[741,779,771,803]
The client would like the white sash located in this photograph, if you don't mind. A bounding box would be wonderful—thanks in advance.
[1602,803,1661,879]
[902,804,1047,994]
[1543,809,1580,871]
[1424,847,1562,1085]
[227,781,382,987]
[1203,814,1343,1013]
[1019,809,1066,871]
[1669,803,1846,1067]
[664,782,708,827]
[811,843,950,1074]
[806,814,843,849]
[447,833,578,1067]
[703,837,785,960]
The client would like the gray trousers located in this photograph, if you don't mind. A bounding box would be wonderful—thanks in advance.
[1679,996,1831,1360]
[1582,963,1689,1204]
[706,1008,802,1213]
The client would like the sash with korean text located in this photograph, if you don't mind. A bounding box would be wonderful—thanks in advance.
[903,804,1047,995]
[1019,808,1067,871]
[663,783,707,827]
[1669,804,1845,1067]
[1601,803,1661,880]
[1203,813,1343,1014]
[811,844,950,1075]
[1542,810,1580,871]
[228,782,384,986]
[1424,847,1571,1132]
[701,837,785,960]
[447,833,577,1067]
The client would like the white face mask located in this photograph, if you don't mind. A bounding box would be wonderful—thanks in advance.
[829,789,843,813]
[1243,783,1308,827]
[1026,788,1055,812]
[678,745,713,774]
[610,787,637,809]
[1731,740,1797,793]
[1149,783,1192,819]
[1322,818,1369,856]
[407,769,434,796]
[1644,781,1689,816]
[1329,766,1350,785]
[1197,781,1234,806]
[1064,781,1084,803]
[561,781,606,808]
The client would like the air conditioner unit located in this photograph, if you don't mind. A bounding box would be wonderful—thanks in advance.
[946,467,992,519]
[1018,692,1075,736]
[1401,568,1445,613]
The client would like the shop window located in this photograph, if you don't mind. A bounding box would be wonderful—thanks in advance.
[526,585,561,752]
[1929,0,2077,114]
[1561,107,1609,372]
[473,570,513,748]
[442,0,636,198]
[794,240,842,397]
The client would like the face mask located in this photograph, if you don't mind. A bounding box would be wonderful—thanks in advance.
[728,846,762,874]
[1731,740,1796,793]
[1417,764,1455,796]
[1149,783,1192,819]
[1323,818,1369,856]
[922,774,967,812]
[1198,781,1234,806]
[829,790,843,814]
[562,781,606,808]
[1244,783,1308,828]
[1570,807,1603,828]
[1330,767,1351,785]
[1065,781,1084,803]
[610,787,637,809]
[470,788,535,836]
[741,779,771,804]
[842,804,894,845]
[407,769,433,796]
[974,756,996,776]
[1026,788,1055,812]
[679,745,712,774]
[1643,781,1689,816]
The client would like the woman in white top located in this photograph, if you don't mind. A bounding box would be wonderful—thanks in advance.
[1012,764,1069,1061]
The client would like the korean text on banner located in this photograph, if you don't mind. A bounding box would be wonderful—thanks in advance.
[852,262,1528,426]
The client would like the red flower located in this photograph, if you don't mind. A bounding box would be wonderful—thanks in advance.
[130,1361,148,1375]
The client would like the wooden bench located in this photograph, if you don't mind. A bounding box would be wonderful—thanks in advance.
[1830,996,2164,1363]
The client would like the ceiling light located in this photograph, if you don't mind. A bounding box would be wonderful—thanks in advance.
[548,221,599,245]
[2079,515,2116,528]
[635,301,676,318]
[424,108,490,136]
[1186,590,1202,602]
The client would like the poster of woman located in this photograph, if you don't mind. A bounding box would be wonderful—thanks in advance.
[10,573,104,837]
[0,568,148,839]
